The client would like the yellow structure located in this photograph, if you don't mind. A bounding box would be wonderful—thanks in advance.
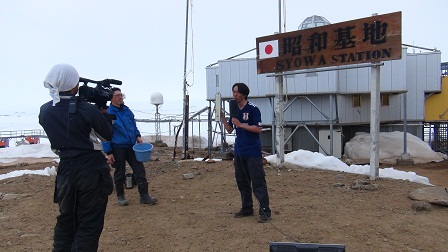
[425,76,448,121]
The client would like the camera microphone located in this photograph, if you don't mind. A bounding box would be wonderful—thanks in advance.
[103,79,122,85]
[79,77,94,84]
[229,100,239,119]
[79,77,122,86]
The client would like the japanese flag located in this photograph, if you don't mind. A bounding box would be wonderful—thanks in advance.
[259,40,279,59]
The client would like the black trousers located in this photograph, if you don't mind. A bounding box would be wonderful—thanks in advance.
[53,151,112,252]
[234,156,271,216]
[111,147,147,185]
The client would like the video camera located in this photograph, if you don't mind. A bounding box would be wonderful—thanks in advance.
[78,77,122,110]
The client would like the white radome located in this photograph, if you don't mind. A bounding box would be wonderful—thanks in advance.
[150,92,164,105]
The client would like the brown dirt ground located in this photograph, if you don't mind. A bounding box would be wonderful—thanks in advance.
[1,147,448,252]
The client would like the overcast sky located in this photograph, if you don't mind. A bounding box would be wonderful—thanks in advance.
[1,0,447,114]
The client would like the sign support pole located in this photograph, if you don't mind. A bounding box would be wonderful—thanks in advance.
[370,63,380,179]
[274,76,285,165]
[274,0,284,166]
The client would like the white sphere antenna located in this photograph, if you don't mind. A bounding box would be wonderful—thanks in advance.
[150,92,164,105]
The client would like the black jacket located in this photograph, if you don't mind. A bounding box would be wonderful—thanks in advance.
[39,95,112,160]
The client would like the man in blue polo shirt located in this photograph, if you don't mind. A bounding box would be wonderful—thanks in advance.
[221,82,272,223]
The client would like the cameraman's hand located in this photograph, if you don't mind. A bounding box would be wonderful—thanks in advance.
[107,154,115,165]
[136,136,143,144]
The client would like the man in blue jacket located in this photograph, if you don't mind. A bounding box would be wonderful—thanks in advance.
[102,87,157,206]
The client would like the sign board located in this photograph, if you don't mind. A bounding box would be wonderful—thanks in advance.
[256,11,402,74]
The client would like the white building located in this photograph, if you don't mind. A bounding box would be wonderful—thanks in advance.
[205,15,442,157]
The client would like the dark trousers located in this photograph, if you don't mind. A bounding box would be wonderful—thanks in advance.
[234,156,271,216]
[53,151,112,252]
[111,147,147,185]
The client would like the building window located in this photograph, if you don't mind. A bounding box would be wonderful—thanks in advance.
[381,94,389,106]
[352,95,361,107]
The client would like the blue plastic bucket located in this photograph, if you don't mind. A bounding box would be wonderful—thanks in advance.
[133,143,153,162]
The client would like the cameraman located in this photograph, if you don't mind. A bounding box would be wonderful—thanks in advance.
[39,64,113,251]
[102,88,158,206]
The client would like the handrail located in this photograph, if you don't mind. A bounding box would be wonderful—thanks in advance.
[0,129,47,139]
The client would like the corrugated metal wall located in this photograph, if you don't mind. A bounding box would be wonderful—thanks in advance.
[406,52,442,120]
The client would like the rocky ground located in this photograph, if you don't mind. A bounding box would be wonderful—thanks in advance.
[1,147,448,251]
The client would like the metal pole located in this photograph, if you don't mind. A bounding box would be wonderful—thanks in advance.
[220,100,225,152]
[182,0,190,159]
[208,101,212,156]
[278,0,282,33]
[155,105,161,142]
[329,94,333,156]
[402,92,409,156]
[274,0,285,165]
[271,97,275,155]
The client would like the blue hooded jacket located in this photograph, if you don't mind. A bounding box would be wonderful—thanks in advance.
[102,104,141,154]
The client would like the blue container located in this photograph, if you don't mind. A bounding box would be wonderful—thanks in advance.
[133,143,153,162]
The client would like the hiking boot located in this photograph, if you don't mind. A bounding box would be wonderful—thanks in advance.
[257,214,272,223]
[116,185,128,206]
[117,195,129,206]
[140,194,158,205]
[234,208,254,218]
[138,182,158,205]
